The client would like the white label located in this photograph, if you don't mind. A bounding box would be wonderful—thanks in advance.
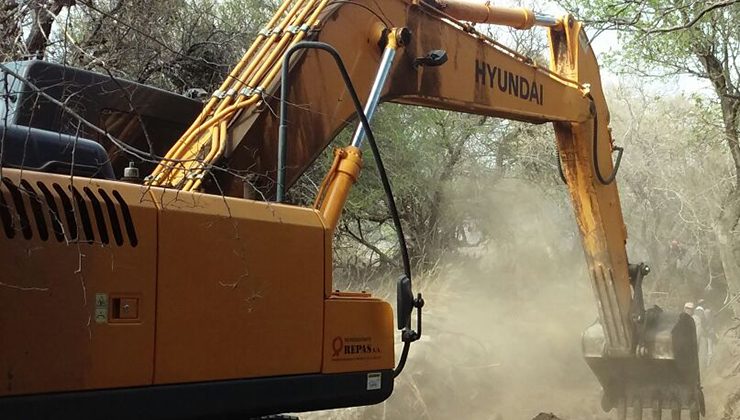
[95,293,108,324]
[366,372,382,391]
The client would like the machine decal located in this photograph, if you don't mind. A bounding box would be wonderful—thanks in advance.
[475,59,544,105]
[94,293,108,324]
[331,336,382,361]
[366,372,382,391]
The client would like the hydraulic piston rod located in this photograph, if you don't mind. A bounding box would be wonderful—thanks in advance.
[350,32,401,148]
[318,29,403,230]
[427,0,561,29]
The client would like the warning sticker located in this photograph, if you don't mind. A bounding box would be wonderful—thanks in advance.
[366,372,382,391]
[95,293,108,324]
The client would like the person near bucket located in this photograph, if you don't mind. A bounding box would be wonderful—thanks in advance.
[684,301,714,369]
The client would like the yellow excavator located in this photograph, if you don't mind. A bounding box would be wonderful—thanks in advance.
[0,0,703,418]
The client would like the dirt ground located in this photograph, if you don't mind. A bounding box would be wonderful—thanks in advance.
[704,337,740,419]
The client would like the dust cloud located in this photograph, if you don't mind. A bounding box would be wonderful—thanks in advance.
[311,179,615,419]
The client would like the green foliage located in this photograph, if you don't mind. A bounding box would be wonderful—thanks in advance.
[559,1,739,90]
[291,100,568,280]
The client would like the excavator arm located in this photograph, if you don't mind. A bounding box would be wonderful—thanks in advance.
[152,0,702,416]
[0,0,702,418]
[146,0,704,416]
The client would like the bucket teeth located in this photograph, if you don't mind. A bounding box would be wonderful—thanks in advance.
[617,399,627,420]
[652,407,662,420]
[652,400,662,420]
[616,402,702,420]
[583,310,704,419]
[634,400,643,420]
[670,400,682,420]
[605,407,709,420]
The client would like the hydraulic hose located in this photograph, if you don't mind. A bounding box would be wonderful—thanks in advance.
[556,145,567,184]
[278,41,414,376]
[150,0,331,190]
[588,94,623,185]
[278,41,411,278]
[394,342,411,378]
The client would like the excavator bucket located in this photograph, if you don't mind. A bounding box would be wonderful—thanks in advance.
[583,310,704,419]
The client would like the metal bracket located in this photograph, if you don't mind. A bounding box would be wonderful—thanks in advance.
[185,172,205,180]
[628,262,653,356]
[239,87,254,97]
[401,293,424,343]
[239,86,263,97]
[286,24,310,35]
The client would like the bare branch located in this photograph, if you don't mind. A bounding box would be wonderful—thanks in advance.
[644,0,740,34]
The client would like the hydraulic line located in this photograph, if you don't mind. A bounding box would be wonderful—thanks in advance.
[186,0,326,190]
[587,94,623,185]
[556,146,567,184]
[149,0,297,181]
[276,41,415,376]
[277,37,410,277]
[148,0,332,191]
[350,39,397,148]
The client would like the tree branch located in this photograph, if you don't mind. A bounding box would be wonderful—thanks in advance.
[341,223,396,267]
[644,0,740,34]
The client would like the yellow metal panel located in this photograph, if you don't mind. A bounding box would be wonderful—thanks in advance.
[0,169,157,395]
[152,190,326,383]
[322,297,395,374]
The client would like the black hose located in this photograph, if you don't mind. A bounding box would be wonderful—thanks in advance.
[279,43,414,377]
[278,42,372,203]
[363,107,412,280]
[556,146,567,184]
[588,94,623,185]
[279,41,414,373]
[278,41,411,279]
[394,342,411,378]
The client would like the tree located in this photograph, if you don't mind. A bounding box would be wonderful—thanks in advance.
[1,0,274,93]
[0,0,76,61]
[605,84,730,309]
[557,0,740,312]
[55,0,274,92]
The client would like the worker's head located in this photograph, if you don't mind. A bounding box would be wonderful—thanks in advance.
[683,302,695,315]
